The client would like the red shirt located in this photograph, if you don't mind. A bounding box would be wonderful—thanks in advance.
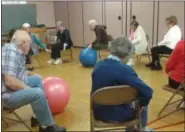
[166,40,185,83]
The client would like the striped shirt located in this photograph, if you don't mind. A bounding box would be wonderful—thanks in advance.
[2,43,28,100]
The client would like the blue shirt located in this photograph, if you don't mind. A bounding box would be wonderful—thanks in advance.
[91,55,153,122]
[2,43,28,100]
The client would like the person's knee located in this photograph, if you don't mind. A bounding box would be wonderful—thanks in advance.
[34,89,45,98]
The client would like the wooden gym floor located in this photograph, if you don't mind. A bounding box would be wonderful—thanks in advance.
[2,48,184,131]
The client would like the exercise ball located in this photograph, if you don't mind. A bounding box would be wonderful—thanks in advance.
[42,77,70,114]
[79,48,98,67]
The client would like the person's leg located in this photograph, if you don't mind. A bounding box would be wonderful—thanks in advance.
[168,77,181,89]
[145,46,156,67]
[27,75,43,89]
[48,43,62,64]
[4,88,66,132]
[127,45,134,66]
[151,46,173,70]
[4,88,54,127]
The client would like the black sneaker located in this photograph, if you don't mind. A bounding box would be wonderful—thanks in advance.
[145,62,154,68]
[39,125,66,132]
[31,117,39,127]
[150,64,162,71]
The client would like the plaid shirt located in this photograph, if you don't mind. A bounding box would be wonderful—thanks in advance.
[2,43,28,100]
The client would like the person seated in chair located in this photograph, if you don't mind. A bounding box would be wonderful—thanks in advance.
[165,40,184,89]
[127,15,148,66]
[2,30,66,132]
[47,21,73,65]
[146,16,181,70]
[91,36,153,131]
[22,23,51,71]
[88,20,109,50]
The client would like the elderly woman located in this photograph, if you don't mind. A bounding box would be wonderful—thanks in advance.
[88,20,109,50]
[22,23,50,71]
[127,15,148,66]
[166,40,184,89]
[47,21,73,65]
[146,16,181,70]
[91,36,153,131]
[2,30,66,132]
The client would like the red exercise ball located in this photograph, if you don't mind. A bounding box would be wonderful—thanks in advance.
[42,77,70,114]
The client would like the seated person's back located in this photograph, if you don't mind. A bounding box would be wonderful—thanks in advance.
[91,37,153,123]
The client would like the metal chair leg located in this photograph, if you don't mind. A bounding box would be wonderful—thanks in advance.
[158,93,176,117]
[12,111,32,132]
[70,48,73,60]
[2,118,9,127]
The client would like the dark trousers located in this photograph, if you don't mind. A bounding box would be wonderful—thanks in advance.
[51,42,71,59]
[151,45,173,64]
[169,77,181,89]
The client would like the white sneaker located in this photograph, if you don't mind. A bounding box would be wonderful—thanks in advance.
[47,59,55,64]
[54,59,62,65]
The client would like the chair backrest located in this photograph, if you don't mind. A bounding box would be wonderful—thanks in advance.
[91,85,137,106]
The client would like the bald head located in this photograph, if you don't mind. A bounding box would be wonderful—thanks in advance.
[11,30,31,54]
[88,20,97,31]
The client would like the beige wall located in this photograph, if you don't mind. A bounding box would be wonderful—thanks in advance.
[68,2,84,47]
[53,1,184,47]
[132,2,154,48]
[54,1,69,28]
[28,1,56,27]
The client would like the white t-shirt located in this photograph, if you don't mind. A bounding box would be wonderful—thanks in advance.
[158,25,181,49]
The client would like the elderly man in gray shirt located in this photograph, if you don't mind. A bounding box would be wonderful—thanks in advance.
[2,30,66,132]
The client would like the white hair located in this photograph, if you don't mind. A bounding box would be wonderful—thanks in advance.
[22,23,31,28]
[88,20,98,27]
[56,20,63,27]
[11,30,31,46]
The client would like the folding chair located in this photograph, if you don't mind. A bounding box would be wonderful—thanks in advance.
[136,34,151,62]
[90,85,142,131]
[2,100,32,132]
[158,83,185,117]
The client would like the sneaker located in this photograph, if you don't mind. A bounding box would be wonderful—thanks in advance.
[47,59,55,65]
[54,59,62,65]
[143,127,155,131]
[150,64,162,71]
[31,117,39,127]
[145,62,154,68]
[39,125,66,132]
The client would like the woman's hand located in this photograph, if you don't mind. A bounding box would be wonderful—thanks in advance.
[45,48,51,53]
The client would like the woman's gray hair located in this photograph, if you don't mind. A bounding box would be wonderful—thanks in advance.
[109,36,132,59]
[56,20,63,27]
[11,30,31,46]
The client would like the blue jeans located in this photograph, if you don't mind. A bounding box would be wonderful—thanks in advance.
[4,75,54,126]
[141,106,148,128]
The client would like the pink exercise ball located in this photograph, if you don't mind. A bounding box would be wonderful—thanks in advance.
[42,77,70,114]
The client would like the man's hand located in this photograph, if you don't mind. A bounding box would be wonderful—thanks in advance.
[4,75,28,90]
[88,44,92,49]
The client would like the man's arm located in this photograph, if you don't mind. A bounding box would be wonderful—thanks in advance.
[4,75,28,90]
[2,47,29,90]
[92,27,101,45]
